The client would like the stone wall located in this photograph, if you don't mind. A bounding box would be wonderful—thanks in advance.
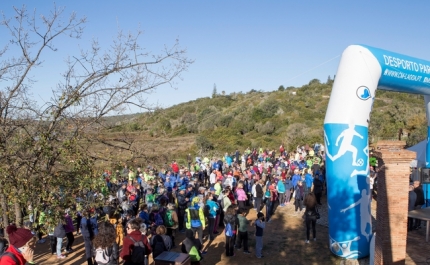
[374,140,415,265]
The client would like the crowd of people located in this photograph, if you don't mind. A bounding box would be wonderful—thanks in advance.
[0,143,328,265]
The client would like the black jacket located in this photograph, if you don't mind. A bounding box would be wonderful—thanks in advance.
[414,186,425,206]
[255,184,263,198]
[177,193,188,211]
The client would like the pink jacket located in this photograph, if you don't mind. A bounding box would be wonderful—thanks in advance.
[236,188,247,201]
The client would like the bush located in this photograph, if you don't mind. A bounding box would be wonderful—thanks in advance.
[256,121,276,135]
[195,135,214,152]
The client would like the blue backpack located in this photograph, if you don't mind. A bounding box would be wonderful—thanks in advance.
[225,223,233,237]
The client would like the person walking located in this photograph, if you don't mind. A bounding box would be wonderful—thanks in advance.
[304,193,318,243]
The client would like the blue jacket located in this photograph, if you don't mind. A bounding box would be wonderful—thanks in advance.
[159,172,166,181]
[292,174,301,188]
[81,216,98,238]
[284,178,293,190]
[298,161,307,170]
[139,211,150,225]
[305,174,313,188]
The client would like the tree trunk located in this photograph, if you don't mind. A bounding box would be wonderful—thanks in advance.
[14,197,22,227]
[0,192,9,238]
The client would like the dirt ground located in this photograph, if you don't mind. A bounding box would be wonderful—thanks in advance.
[32,197,430,265]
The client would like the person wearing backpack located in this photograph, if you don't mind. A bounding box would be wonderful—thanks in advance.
[120,219,152,265]
[184,199,206,246]
[0,225,35,265]
[223,205,238,257]
[93,221,119,265]
[181,229,203,265]
[150,225,172,260]
[164,203,178,247]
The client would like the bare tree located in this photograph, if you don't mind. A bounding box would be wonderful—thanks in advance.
[0,5,192,228]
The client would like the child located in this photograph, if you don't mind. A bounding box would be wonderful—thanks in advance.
[253,212,266,258]
[236,209,250,254]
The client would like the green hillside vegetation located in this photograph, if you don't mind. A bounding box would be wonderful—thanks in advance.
[106,78,427,159]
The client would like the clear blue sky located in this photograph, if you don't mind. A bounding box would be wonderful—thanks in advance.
[2,1,430,112]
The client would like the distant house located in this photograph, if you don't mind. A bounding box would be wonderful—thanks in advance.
[290,91,297,96]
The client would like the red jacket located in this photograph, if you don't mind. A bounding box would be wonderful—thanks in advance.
[120,230,152,262]
[1,246,27,265]
[171,163,179,173]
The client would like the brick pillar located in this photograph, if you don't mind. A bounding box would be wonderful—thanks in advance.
[374,140,415,265]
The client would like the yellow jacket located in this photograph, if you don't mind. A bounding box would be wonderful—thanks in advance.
[185,206,205,229]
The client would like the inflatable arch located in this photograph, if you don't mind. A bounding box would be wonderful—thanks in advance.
[324,45,430,259]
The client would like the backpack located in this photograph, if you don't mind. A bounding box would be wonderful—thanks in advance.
[164,210,175,227]
[146,193,155,203]
[189,245,202,262]
[128,236,146,264]
[225,222,233,237]
[0,237,18,264]
[154,212,164,226]
[152,235,167,258]
[94,246,112,265]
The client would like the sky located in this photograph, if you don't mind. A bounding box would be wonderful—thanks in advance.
[2,1,430,113]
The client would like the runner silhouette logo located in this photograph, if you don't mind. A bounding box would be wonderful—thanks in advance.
[356,86,371,100]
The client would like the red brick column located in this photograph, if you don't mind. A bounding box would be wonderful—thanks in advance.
[374,141,415,265]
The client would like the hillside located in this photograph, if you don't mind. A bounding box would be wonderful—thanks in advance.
[101,78,427,164]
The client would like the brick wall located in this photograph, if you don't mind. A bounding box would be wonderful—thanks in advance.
[374,141,415,265]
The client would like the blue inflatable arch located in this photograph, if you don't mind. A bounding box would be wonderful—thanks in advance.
[324,45,430,259]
